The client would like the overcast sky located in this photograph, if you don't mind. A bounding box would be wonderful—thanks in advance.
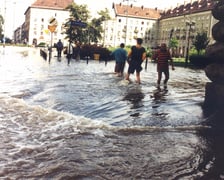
[1,0,191,38]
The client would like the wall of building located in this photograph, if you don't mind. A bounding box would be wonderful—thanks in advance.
[158,10,217,57]
[103,16,158,48]
[26,7,69,46]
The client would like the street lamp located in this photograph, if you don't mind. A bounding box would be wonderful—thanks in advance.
[185,21,195,67]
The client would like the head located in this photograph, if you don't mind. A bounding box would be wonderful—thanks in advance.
[136,38,143,45]
[160,43,167,51]
[120,43,125,48]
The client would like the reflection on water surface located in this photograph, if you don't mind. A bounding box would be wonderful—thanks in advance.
[0,46,223,179]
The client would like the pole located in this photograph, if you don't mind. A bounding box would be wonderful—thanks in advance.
[145,58,148,70]
[185,34,190,67]
[49,32,53,61]
[185,22,194,67]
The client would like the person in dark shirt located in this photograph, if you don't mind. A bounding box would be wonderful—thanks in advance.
[153,43,175,89]
[111,43,127,77]
[125,38,146,84]
[56,39,63,57]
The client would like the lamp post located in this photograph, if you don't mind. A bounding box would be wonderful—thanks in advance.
[185,21,195,67]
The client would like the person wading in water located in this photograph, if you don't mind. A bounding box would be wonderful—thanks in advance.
[125,38,146,84]
[153,43,175,89]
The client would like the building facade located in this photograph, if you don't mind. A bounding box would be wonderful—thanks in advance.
[106,3,161,48]
[157,0,217,57]
[15,0,217,54]
[23,0,73,46]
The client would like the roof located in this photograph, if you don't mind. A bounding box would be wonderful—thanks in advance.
[31,0,73,10]
[160,0,216,19]
[113,3,161,20]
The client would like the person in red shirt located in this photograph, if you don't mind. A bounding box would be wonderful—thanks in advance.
[153,43,175,89]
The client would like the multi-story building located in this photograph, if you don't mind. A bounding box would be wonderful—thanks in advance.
[14,26,22,44]
[107,3,161,48]
[16,0,217,55]
[107,0,217,56]
[23,0,72,46]
[158,0,217,57]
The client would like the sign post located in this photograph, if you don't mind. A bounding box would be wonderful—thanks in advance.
[48,17,58,61]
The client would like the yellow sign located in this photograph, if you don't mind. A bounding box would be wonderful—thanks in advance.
[44,29,50,34]
[48,25,57,33]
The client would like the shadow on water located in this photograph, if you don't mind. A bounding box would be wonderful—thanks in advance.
[123,85,144,111]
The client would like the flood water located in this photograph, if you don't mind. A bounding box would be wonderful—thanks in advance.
[0,46,224,179]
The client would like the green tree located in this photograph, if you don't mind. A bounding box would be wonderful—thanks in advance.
[64,3,110,44]
[88,8,111,44]
[169,37,178,57]
[192,31,209,55]
[88,18,102,44]
[64,3,90,44]
[64,3,111,45]
[0,14,4,41]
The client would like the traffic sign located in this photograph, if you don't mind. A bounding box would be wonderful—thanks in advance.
[48,17,58,26]
[48,25,57,33]
[70,20,87,28]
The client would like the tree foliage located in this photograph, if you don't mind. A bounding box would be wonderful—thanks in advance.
[64,3,111,45]
[0,14,4,41]
[64,3,90,44]
[192,31,209,55]
[169,38,178,57]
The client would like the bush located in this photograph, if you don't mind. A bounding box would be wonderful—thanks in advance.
[189,54,212,68]
[79,44,112,60]
[36,42,47,47]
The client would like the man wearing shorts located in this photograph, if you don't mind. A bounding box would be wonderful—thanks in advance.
[125,38,146,84]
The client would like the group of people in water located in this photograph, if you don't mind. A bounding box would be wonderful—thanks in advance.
[111,38,175,89]
[56,38,175,89]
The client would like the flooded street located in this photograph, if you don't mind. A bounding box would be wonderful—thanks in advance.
[0,46,224,179]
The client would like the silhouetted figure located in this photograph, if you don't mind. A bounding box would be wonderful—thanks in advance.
[56,39,63,58]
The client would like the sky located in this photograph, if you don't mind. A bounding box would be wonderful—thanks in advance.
[0,0,191,38]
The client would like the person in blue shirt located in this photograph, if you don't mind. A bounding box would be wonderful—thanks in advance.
[111,43,127,77]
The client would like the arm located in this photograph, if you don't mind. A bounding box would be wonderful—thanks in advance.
[127,50,132,63]
[142,51,146,61]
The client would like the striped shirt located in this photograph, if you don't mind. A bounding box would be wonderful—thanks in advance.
[153,49,172,71]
